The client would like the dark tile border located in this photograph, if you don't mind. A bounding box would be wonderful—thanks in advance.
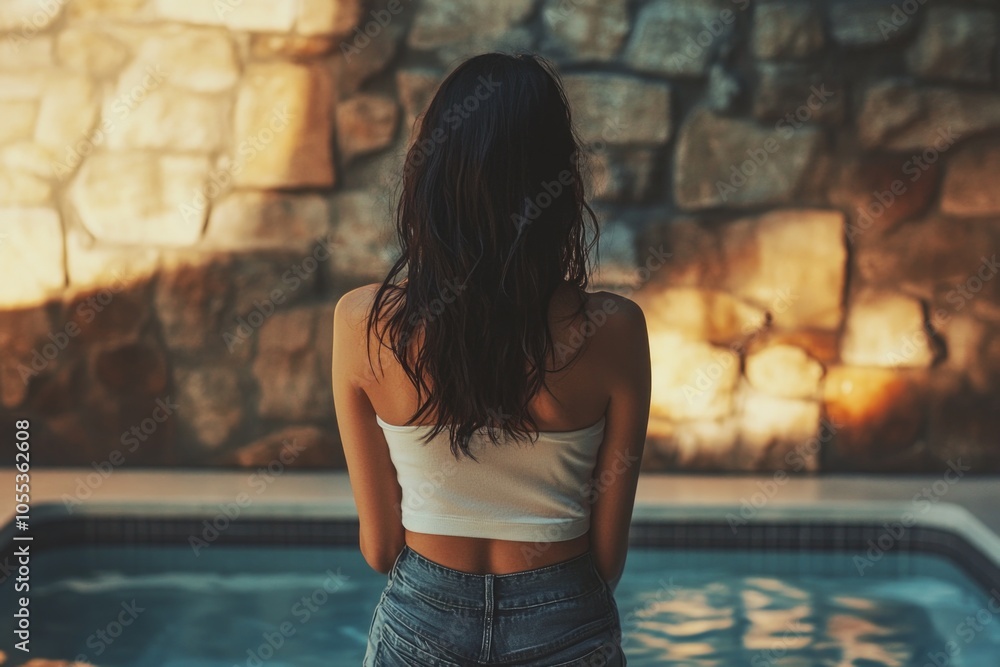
[627,521,1000,593]
[1,517,997,593]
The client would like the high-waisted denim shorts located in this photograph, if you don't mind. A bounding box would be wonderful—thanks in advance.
[363,544,625,666]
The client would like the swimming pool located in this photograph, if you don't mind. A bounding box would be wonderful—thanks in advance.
[3,517,1000,666]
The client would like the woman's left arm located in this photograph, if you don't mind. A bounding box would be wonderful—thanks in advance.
[332,286,406,574]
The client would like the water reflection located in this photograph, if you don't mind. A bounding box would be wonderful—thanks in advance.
[616,552,1000,667]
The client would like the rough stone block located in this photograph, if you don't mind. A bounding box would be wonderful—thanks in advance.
[233,63,334,188]
[625,0,736,77]
[649,330,740,422]
[408,0,534,50]
[542,0,629,61]
[206,192,331,249]
[252,306,333,421]
[941,137,1000,217]
[745,344,824,399]
[336,94,399,161]
[841,288,936,368]
[154,0,297,32]
[736,390,821,471]
[0,207,65,308]
[34,73,99,152]
[69,152,210,246]
[828,1,918,47]
[674,108,822,209]
[175,365,244,449]
[56,27,130,77]
[635,287,766,346]
[752,2,824,60]
[722,209,846,329]
[563,74,671,146]
[906,6,997,83]
[858,81,1000,151]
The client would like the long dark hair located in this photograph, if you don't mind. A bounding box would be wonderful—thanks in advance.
[365,52,599,461]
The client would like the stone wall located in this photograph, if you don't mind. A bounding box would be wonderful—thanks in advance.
[0,0,998,473]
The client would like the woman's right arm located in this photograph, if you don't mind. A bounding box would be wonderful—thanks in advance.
[587,296,651,592]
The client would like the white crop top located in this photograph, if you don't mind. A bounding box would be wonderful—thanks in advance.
[376,414,607,542]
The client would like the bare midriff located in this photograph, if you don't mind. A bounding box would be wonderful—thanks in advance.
[403,528,591,575]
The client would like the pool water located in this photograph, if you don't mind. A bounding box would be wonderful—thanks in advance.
[3,545,1000,666]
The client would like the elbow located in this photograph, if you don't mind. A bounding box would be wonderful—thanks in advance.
[366,557,394,575]
[606,571,622,595]
[589,538,627,592]
[360,538,404,575]
[595,559,624,594]
[358,517,406,574]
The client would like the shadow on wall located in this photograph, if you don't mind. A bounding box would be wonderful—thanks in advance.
[0,249,364,470]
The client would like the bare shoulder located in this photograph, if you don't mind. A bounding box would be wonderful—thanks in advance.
[585,290,646,330]
[332,284,386,386]
[583,290,648,372]
[334,283,381,331]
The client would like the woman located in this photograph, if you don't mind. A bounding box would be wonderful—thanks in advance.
[332,52,651,666]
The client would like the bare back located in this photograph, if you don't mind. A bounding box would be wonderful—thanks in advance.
[356,281,632,575]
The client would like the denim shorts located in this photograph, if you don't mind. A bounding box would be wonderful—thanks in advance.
[363,544,625,666]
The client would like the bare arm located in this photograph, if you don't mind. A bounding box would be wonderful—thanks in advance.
[587,297,651,592]
[332,286,406,574]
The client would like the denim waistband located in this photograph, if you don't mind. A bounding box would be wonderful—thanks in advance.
[388,544,607,611]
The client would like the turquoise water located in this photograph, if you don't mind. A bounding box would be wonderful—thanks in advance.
[3,545,1000,666]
